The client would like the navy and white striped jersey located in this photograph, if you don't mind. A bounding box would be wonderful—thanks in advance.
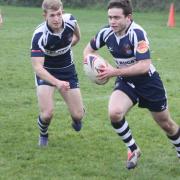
[31,13,77,69]
[90,21,156,76]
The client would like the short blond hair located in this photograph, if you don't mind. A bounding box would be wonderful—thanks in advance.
[42,0,63,12]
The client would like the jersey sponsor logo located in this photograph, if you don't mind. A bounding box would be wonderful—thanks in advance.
[136,40,149,54]
[44,44,71,56]
[115,58,136,67]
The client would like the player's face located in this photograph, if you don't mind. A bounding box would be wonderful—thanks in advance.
[108,8,131,36]
[44,8,63,33]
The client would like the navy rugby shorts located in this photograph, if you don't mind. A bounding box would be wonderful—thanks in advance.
[114,72,167,112]
[35,64,79,89]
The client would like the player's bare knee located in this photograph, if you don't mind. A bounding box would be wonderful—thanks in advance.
[158,118,177,135]
[72,109,84,120]
[41,110,53,122]
[109,110,124,122]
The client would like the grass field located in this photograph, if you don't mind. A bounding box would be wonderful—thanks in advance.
[0,5,180,180]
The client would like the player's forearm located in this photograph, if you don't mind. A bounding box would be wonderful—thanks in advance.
[83,43,97,59]
[115,59,151,77]
[33,65,59,86]
[71,23,81,47]
[71,35,80,47]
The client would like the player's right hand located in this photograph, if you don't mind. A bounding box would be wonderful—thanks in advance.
[56,80,70,92]
[97,63,116,79]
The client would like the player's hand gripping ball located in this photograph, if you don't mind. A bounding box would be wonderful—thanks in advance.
[83,54,109,85]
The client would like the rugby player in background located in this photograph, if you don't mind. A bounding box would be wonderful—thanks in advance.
[31,0,84,147]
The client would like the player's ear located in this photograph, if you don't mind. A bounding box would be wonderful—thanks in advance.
[43,12,47,20]
[43,12,45,17]
[127,14,132,20]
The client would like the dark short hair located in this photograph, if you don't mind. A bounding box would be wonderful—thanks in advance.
[107,0,133,16]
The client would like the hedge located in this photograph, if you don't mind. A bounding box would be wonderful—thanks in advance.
[0,0,180,11]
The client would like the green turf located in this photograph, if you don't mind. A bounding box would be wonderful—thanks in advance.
[0,5,180,180]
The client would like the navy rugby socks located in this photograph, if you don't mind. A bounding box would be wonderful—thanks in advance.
[37,116,49,137]
[111,118,138,152]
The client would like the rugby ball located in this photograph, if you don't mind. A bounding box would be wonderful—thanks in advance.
[83,54,109,85]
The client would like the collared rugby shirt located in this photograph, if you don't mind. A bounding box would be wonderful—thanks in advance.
[90,21,156,77]
[31,13,77,69]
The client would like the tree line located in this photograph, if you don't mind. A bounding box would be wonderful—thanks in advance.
[0,0,180,11]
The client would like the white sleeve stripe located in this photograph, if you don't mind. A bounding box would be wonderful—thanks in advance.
[66,23,74,30]
[104,31,113,42]
[95,28,109,49]
[38,35,45,52]
[96,33,101,49]
[133,31,138,54]
[103,29,113,41]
